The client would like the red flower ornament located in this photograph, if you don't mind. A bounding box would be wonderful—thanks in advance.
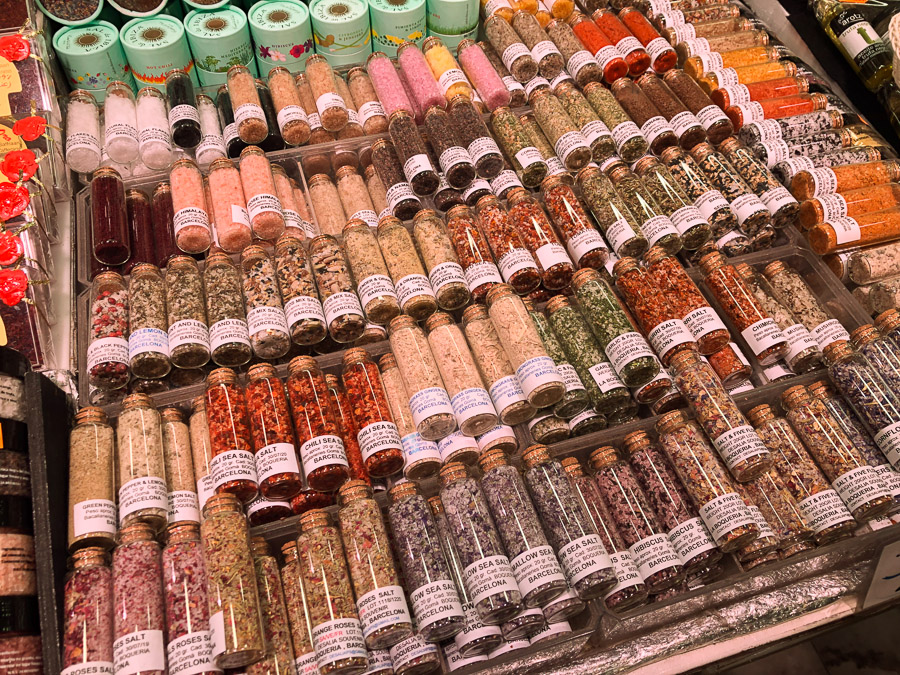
[1,150,37,182]
[0,230,23,266]
[13,116,47,142]
[0,268,27,305]
[0,183,29,220]
[0,35,29,62]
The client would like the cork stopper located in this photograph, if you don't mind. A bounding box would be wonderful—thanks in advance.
[461,304,489,325]
[118,522,156,545]
[822,340,853,365]
[424,311,454,333]
[205,250,234,267]
[689,142,715,163]
[485,283,517,307]
[281,540,298,558]
[342,217,370,233]
[130,262,162,279]
[166,522,200,545]
[248,363,278,380]
[606,163,631,183]
[589,446,620,471]
[335,164,359,181]
[474,194,500,214]
[338,479,373,505]
[540,174,569,194]
[203,493,243,517]
[93,166,122,181]
[849,324,879,348]
[388,314,419,335]
[570,267,602,291]
[71,546,109,569]
[622,430,651,455]
[521,444,551,469]
[642,246,670,267]
[342,347,371,367]
[612,256,640,279]
[439,461,469,486]
[388,480,419,503]
[655,409,687,435]
[122,393,154,410]
[207,367,238,386]
[160,407,183,423]
[875,309,900,334]
[427,495,444,515]
[288,355,318,375]
[209,157,235,173]
[93,270,126,287]
[478,447,509,474]
[307,173,333,189]
[324,373,340,388]
[632,155,660,176]
[191,396,206,414]
[505,187,532,209]
[668,350,703,374]
[299,509,331,531]
[74,406,108,425]
[807,379,835,400]
[446,204,472,221]
[698,251,726,275]
[717,137,740,155]
[413,209,440,227]
[378,352,398,370]
[781,385,812,410]
[734,262,754,281]
[659,145,684,164]
[746,404,775,426]
[545,295,572,314]
[560,456,584,478]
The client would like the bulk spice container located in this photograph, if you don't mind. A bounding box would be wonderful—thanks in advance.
[207,158,253,253]
[538,174,608,269]
[823,342,900,471]
[699,252,788,365]
[239,147,286,241]
[478,449,568,608]
[160,408,200,526]
[287,356,350,493]
[164,256,210,369]
[297,510,369,674]
[475,196,541,294]
[191,398,216,511]
[544,296,631,415]
[203,252,254,368]
[162,523,217,675]
[462,304,536,426]
[128,264,171,380]
[63,548,114,675]
[116,394,168,532]
[88,271,129,390]
[205,368,259,503]
[280,540,318,674]
[490,107,549,188]
[560,458,648,612]
[589,446,685,593]
[337,481,413,649]
[506,188,575,290]
[387,482,465,642]
[655,411,759,552]
[377,217,439,321]
[68,408,116,551]
[571,268,660,387]
[113,523,166,675]
[748,404,856,545]
[342,349,405,478]
[200,494,266,668]
[670,351,772,481]
[248,538,295,675]
[438,462,523,624]
[273,234,328,347]
[389,110,440,197]
[228,64,269,145]
[607,162,682,254]
[342,220,401,326]
[411,210,471,312]
[448,95,505,179]
[427,496,504,656]
[309,235,367,344]
[240,245,292,360]
[521,445,616,599]
[781,386,893,522]
[486,284,566,408]
[659,147,738,241]
[325,373,370,486]
[633,156,711,250]
[734,264,821,374]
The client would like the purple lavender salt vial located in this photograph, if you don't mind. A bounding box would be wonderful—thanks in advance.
[458,40,511,112]
[367,52,416,120]
[398,41,446,113]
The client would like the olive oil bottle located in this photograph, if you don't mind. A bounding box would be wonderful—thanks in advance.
[814,0,894,91]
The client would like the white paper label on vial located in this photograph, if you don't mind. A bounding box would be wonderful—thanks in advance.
[699,492,756,542]
[138,125,170,149]
[514,146,544,171]
[166,631,219,675]
[67,131,101,155]
[312,618,366,670]
[454,601,502,652]
[209,319,251,352]
[708,67,739,87]
[875,464,900,499]
[462,555,519,605]
[489,375,528,413]
[669,110,700,139]
[464,261,503,292]
[648,319,694,357]
[516,355,563,398]
[605,332,656,377]
[437,431,476,463]
[641,214,679,247]
[615,35,643,57]
[276,104,308,132]
[402,153,433,184]
[524,76,550,99]
[168,104,200,128]
[356,585,411,639]
[826,215,861,245]
[467,136,501,165]
[558,534,611,584]
[748,504,776,541]
[565,227,607,264]
[300,435,347,478]
[476,425,516,451]
[669,205,706,238]
[106,122,138,144]
[509,545,566,598]
[128,327,170,360]
[358,100,385,128]
[255,442,300,483]
[605,217,639,254]
[740,318,785,357]
[437,67,468,96]
[640,116,673,146]
[554,131,591,166]
[173,206,210,236]
[246,305,289,336]
[390,634,439,670]
[294,652,318,675]
[503,45,533,76]
[315,92,345,118]
[167,490,200,524]
[401,431,441,468]
[355,422,402,468]
[808,167,839,197]
[603,550,642,600]
[427,261,466,296]
[532,40,562,64]
[589,361,622,393]
[408,386,453,430]
[535,242,570,272]
[760,187,798,215]
[498,248,539,282]
[234,103,266,124]
[697,104,730,130]
[209,449,257,490]
[395,273,436,309]
[73,499,117,538]
[196,474,215,511]
[611,120,643,149]
[875,422,900,468]
[567,50,598,79]
[492,170,525,196]
[322,292,363,327]
[682,306,727,342]
[647,37,673,68]
[811,318,850,350]
[712,425,769,471]
[782,323,819,363]
[629,533,681,580]
[284,295,326,329]
[62,662,114,675]
[411,579,464,630]
[546,156,568,176]
[451,387,496,425]
[247,193,283,221]
[729,192,767,226]
[168,319,210,353]
[438,146,470,176]
[118,476,167,523]
[580,121,611,150]
[386,182,417,212]
[113,630,165,675]
[557,363,586,394]
[797,489,854,535]
[814,193,848,222]
[88,336,129,371]
[668,516,717,564]
[357,274,398,311]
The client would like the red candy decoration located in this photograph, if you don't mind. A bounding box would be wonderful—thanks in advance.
[0,230,23,266]
[0,268,27,305]
[1,149,37,182]
[0,35,29,62]
[13,116,46,141]
[0,183,29,220]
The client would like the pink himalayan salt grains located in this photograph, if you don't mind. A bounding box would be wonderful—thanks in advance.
[305,55,349,133]
[334,74,365,140]
[204,178,215,234]
[398,42,446,112]
[239,147,286,240]
[348,67,389,135]
[458,40,511,112]
[271,166,302,235]
[292,181,318,238]
[227,65,268,145]
[208,158,252,252]
[169,159,212,254]
[401,69,425,123]
[367,52,416,120]
[267,67,311,146]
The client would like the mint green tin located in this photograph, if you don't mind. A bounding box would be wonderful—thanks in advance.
[426,0,478,36]
[369,0,425,57]
[120,15,199,90]
[317,41,372,68]
[184,7,255,79]
[309,0,371,58]
[425,25,476,50]
[53,21,136,96]
[248,0,314,75]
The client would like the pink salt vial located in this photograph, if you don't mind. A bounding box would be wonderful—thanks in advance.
[239,146,286,241]
[292,180,318,239]
[169,158,212,254]
[207,157,252,252]
[397,42,446,112]
[458,40,511,112]
[271,165,302,235]
[366,52,416,120]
